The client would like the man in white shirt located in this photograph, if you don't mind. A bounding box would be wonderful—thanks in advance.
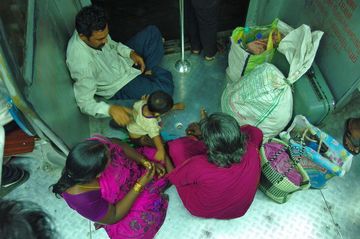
[66,6,174,126]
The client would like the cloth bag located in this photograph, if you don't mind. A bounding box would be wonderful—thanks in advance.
[226,19,292,82]
[259,138,310,204]
[222,24,324,139]
[279,115,353,188]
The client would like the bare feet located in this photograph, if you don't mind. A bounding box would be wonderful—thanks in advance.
[200,107,208,120]
[192,49,200,54]
[172,102,185,110]
[144,70,152,76]
[204,55,215,61]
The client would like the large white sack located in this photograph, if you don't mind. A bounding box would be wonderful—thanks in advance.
[222,24,323,139]
[222,63,292,139]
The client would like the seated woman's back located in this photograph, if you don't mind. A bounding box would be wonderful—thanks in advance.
[167,113,263,219]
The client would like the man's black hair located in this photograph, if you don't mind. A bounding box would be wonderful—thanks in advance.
[147,91,174,114]
[75,5,108,38]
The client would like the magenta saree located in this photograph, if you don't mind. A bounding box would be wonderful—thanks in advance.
[64,136,169,239]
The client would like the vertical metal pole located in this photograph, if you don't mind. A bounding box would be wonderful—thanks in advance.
[175,0,191,73]
[180,0,185,61]
[0,126,4,187]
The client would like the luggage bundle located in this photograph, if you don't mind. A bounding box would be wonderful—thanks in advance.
[259,115,353,203]
[222,20,325,139]
[223,20,353,203]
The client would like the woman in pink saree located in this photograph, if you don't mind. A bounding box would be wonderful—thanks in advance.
[52,135,170,239]
[166,112,263,219]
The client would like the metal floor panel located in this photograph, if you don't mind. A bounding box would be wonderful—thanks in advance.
[3,51,360,239]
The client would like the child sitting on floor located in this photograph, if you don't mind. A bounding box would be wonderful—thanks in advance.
[127,90,185,162]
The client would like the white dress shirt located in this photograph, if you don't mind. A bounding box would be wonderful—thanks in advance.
[66,31,141,117]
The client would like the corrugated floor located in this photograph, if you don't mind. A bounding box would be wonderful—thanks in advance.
[3,51,360,239]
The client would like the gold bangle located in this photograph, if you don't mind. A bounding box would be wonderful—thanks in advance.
[141,158,152,170]
[133,182,143,192]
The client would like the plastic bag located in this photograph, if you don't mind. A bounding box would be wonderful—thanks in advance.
[226,19,292,82]
[280,115,353,188]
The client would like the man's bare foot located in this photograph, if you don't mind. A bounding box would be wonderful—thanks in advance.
[144,70,152,76]
[200,107,208,120]
[172,102,185,110]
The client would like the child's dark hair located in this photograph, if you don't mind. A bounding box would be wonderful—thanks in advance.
[147,91,174,114]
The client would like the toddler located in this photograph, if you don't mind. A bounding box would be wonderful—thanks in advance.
[127,90,184,161]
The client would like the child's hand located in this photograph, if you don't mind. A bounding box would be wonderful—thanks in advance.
[154,150,166,162]
[173,102,185,110]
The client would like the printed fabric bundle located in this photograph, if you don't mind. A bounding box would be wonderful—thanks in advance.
[280,115,353,188]
[259,138,310,204]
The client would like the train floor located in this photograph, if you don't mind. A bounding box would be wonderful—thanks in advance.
[3,49,360,239]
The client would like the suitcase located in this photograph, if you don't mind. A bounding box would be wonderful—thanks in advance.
[271,52,335,125]
[4,122,36,157]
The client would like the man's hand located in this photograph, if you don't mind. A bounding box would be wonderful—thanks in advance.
[109,105,133,126]
[130,51,145,73]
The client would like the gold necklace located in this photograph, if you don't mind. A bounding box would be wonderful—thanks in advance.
[77,183,100,189]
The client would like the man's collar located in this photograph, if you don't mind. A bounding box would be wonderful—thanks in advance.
[74,31,103,52]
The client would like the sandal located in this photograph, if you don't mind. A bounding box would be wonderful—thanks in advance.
[204,55,215,61]
[343,118,360,155]
[192,49,200,55]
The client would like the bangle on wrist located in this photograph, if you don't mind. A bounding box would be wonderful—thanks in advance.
[133,182,143,192]
[141,158,152,169]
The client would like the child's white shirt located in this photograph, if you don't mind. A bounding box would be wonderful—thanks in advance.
[126,100,161,138]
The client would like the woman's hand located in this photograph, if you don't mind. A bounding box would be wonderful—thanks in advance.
[186,122,202,139]
[154,162,166,177]
[140,158,165,177]
[140,158,152,170]
[138,162,156,186]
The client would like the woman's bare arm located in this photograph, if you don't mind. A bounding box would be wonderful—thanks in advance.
[97,164,155,225]
[110,138,146,164]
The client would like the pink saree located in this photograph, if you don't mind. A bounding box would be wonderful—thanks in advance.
[92,136,168,239]
[167,125,263,219]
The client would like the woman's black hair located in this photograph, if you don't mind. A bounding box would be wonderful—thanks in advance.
[200,112,247,167]
[147,90,174,114]
[75,5,108,38]
[51,140,108,197]
[0,199,55,239]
